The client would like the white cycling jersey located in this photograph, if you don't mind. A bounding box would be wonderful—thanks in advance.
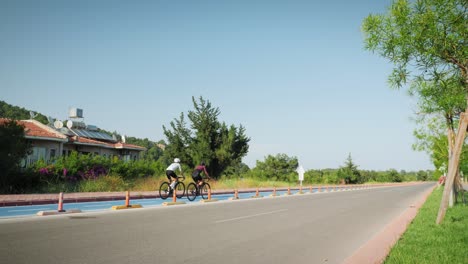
[166,162,182,172]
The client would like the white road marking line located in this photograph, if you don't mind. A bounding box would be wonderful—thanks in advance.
[215,209,288,224]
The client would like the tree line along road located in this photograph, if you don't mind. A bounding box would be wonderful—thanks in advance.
[0,182,435,264]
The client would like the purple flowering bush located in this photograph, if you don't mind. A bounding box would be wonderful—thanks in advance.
[26,151,164,193]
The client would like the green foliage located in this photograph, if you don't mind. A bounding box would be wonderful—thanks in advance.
[337,153,363,184]
[0,120,33,193]
[363,0,468,182]
[162,112,193,166]
[162,96,250,178]
[125,136,165,161]
[220,162,250,178]
[0,100,48,124]
[250,153,298,182]
[110,159,164,179]
[78,175,128,192]
[413,116,468,178]
[388,169,403,182]
[363,0,467,90]
[385,187,468,263]
[20,151,165,193]
[416,170,430,181]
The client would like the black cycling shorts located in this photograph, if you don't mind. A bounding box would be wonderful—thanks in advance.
[192,171,202,182]
[166,170,177,180]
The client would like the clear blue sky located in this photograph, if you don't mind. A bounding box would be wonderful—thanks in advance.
[0,0,433,171]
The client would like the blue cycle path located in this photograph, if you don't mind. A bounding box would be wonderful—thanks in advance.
[0,189,326,219]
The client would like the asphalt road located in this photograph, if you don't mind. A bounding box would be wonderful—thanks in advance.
[0,182,435,264]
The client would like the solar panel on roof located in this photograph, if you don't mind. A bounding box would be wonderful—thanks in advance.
[71,129,116,142]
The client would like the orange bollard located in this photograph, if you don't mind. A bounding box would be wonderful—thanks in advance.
[125,191,130,207]
[172,187,176,202]
[287,186,291,195]
[255,188,259,197]
[58,192,65,212]
[234,189,239,199]
[208,188,212,200]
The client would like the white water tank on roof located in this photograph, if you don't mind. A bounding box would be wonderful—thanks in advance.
[69,108,83,118]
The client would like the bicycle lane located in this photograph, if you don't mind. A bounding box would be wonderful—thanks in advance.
[0,185,382,219]
[0,189,307,218]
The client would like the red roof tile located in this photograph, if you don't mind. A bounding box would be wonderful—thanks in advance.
[0,118,66,140]
[0,118,145,151]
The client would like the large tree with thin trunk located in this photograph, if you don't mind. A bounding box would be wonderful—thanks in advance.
[362,0,468,224]
[163,96,250,178]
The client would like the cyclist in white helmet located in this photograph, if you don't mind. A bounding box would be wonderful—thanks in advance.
[166,158,183,191]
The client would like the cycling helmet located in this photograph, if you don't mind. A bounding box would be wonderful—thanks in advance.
[174,158,180,163]
[201,161,206,166]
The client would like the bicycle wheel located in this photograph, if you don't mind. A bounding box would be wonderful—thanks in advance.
[175,181,185,199]
[159,182,171,200]
[186,183,197,201]
[200,182,211,200]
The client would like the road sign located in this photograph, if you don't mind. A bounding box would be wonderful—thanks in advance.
[296,165,305,183]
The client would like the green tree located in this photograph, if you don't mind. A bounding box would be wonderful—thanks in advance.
[126,137,165,161]
[252,153,299,182]
[0,120,32,193]
[162,113,192,167]
[337,153,362,184]
[416,170,429,181]
[388,169,403,182]
[0,100,48,124]
[362,0,468,224]
[413,116,468,179]
[163,96,250,178]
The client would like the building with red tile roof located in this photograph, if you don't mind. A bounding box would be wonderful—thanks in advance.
[0,118,146,167]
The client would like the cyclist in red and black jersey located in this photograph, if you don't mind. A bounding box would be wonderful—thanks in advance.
[191,161,211,186]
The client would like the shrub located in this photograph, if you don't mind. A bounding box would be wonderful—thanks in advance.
[78,175,127,192]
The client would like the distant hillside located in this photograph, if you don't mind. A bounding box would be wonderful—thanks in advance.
[0,100,48,124]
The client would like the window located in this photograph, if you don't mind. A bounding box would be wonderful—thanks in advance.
[30,147,46,163]
[50,149,56,159]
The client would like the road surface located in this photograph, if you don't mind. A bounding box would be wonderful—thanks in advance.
[0,182,434,264]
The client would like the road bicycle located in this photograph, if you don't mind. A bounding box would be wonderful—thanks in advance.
[186,178,211,201]
[159,176,186,200]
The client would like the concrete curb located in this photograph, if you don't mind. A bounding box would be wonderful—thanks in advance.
[162,201,186,206]
[200,199,219,203]
[111,204,142,210]
[343,184,436,264]
[36,209,82,216]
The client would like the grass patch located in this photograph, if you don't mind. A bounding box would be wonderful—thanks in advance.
[124,176,295,192]
[78,175,128,192]
[384,187,468,264]
[212,178,292,189]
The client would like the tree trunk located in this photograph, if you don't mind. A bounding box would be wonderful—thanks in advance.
[447,127,455,207]
[436,112,468,224]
